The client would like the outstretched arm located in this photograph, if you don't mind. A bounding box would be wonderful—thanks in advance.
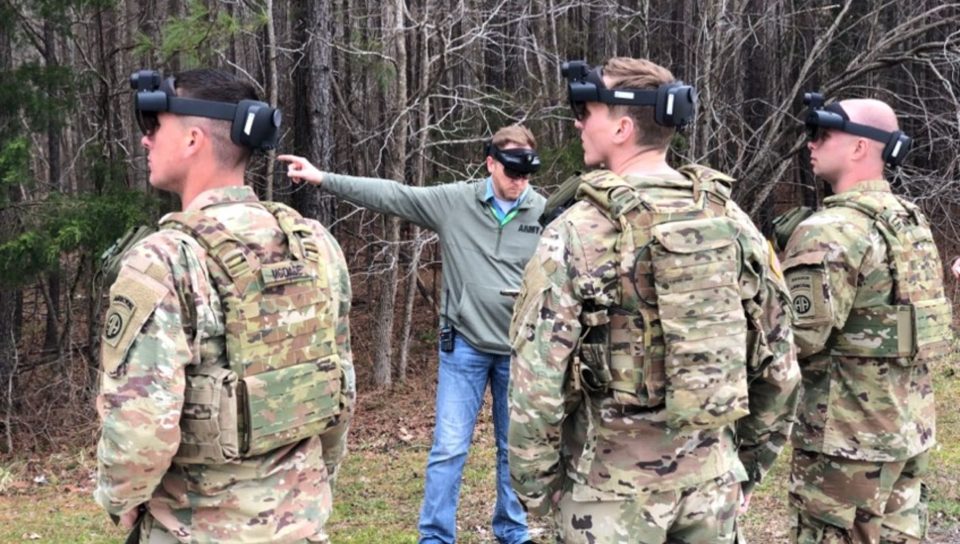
[277,154,327,185]
[276,153,456,231]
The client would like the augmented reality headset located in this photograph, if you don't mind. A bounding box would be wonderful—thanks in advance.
[803,92,911,167]
[485,142,541,179]
[130,69,281,151]
[560,60,697,128]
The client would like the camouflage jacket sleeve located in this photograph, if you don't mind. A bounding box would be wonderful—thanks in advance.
[313,224,355,486]
[781,211,875,358]
[733,216,801,495]
[508,220,584,516]
[94,234,192,516]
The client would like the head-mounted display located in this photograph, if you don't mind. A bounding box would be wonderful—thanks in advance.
[803,91,911,167]
[130,69,281,151]
[485,142,541,179]
[560,60,697,128]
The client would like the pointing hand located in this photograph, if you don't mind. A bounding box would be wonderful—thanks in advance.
[276,154,325,185]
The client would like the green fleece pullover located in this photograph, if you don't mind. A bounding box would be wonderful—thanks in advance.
[323,174,546,355]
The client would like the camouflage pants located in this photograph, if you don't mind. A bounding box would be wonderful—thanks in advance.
[136,513,329,543]
[788,449,930,544]
[554,472,742,543]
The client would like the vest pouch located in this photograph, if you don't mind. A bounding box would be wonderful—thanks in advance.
[912,297,954,363]
[651,217,749,430]
[604,311,666,408]
[578,340,612,394]
[175,365,240,465]
[239,355,342,457]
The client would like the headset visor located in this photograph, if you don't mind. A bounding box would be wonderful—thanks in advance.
[490,145,540,178]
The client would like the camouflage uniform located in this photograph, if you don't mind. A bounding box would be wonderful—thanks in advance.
[509,168,801,543]
[782,179,952,543]
[94,186,354,544]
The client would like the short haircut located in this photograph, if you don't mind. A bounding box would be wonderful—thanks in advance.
[173,69,259,168]
[492,124,537,149]
[602,57,676,149]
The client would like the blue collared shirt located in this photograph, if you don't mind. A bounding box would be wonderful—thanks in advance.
[484,177,528,225]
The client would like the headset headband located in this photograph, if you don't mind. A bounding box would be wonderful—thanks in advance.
[803,91,911,167]
[560,60,697,128]
[130,69,281,151]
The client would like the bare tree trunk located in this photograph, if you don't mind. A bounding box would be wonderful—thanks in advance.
[42,18,61,352]
[293,0,336,225]
[0,16,20,433]
[371,0,409,388]
[263,0,278,201]
[398,3,433,383]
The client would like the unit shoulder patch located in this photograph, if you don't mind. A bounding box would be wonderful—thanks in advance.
[782,252,832,326]
[100,272,170,377]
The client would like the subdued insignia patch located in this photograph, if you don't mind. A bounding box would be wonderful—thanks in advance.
[100,273,169,377]
[104,311,125,341]
[787,272,815,316]
[785,267,830,325]
[783,250,831,325]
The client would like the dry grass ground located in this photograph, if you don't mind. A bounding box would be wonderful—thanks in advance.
[0,361,957,543]
[0,318,958,543]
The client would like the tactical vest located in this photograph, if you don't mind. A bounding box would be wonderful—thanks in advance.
[824,193,953,363]
[575,165,750,430]
[161,202,342,464]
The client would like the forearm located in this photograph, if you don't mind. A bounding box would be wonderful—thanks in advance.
[94,367,184,514]
[323,174,444,229]
[737,284,801,492]
[508,249,581,515]
[323,247,355,481]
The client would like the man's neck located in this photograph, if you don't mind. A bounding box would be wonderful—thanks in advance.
[179,163,246,209]
[607,147,677,178]
[831,168,885,194]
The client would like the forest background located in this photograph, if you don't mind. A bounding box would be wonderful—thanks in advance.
[0,0,957,542]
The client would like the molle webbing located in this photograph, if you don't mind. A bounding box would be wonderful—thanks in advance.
[162,202,341,462]
[575,166,750,430]
[826,194,953,360]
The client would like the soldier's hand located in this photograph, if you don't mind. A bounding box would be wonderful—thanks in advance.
[277,154,325,185]
[738,489,752,515]
[952,257,960,279]
[119,508,140,529]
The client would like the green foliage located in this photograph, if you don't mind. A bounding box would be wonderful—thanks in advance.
[0,137,29,198]
[134,0,254,68]
[0,63,77,128]
[84,144,129,193]
[0,189,160,287]
[539,138,585,184]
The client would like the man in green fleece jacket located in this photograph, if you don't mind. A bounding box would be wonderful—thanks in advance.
[278,124,545,544]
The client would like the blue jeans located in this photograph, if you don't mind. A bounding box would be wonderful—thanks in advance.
[418,334,529,544]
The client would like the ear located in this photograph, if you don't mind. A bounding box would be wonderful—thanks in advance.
[183,125,205,158]
[612,115,634,145]
[486,155,496,175]
[850,137,871,162]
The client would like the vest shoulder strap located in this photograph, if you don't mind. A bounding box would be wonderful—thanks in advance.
[575,169,648,225]
[160,210,260,296]
[678,164,734,215]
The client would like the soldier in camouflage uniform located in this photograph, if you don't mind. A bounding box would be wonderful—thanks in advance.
[94,69,354,543]
[782,97,953,543]
[508,57,801,544]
